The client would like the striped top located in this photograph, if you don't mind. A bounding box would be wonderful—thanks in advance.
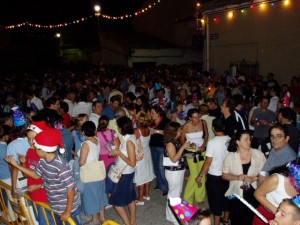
[36,154,79,214]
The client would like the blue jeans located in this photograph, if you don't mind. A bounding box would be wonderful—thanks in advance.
[150,146,168,193]
[31,203,55,225]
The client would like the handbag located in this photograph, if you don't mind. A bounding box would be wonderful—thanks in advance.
[163,156,179,167]
[80,139,106,183]
[107,163,128,183]
[80,160,106,183]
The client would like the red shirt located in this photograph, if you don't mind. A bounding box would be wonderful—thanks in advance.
[63,113,71,128]
[25,148,48,203]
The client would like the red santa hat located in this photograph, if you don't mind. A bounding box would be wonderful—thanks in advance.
[27,121,47,134]
[33,128,65,154]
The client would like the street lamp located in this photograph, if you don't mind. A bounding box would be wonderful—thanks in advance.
[94,4,102,65]
[55,33,62,56]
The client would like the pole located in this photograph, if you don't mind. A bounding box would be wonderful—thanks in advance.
[96,15,103,65]
[205,14,210,71]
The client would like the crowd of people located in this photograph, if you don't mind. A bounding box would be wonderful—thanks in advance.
[0,64,300,225]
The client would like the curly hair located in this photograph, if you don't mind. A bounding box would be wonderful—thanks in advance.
[136,111,151,128]
[163,122,180,145]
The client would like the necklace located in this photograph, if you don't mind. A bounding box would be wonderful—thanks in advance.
[151,118,163,129]
[100,129,115,143]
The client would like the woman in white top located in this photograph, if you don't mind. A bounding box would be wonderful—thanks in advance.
[110,116,137,225]
[253,161,299,225]
[222,130,266,225]
[134,112,155,205]
[164,122,189,225]
[181,108,208,207]
[79,121,108,224]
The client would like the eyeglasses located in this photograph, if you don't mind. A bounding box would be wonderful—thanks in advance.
[270,134,285,140]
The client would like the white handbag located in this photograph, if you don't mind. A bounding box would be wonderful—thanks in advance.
[80,160,106,183]
[107,164,127,183]
[163,156,179,167]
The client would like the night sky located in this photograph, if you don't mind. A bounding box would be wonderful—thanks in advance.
[0,0,146,25]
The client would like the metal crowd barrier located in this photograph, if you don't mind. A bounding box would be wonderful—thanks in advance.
[0,180,76,225]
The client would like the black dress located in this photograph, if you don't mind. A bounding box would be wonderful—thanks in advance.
[229,161,259,225]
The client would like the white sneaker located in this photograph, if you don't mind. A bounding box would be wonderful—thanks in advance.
[135,200,145,206]
[105,204,113,209]
[143,196,150,201]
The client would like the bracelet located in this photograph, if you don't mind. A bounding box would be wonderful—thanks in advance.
[156,130,159,134]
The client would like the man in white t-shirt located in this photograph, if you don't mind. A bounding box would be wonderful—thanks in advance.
[195,118,231,225]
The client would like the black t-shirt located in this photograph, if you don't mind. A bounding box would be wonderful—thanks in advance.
[209,106,222,118]
[149,117,170,147]
[224,115,243,138]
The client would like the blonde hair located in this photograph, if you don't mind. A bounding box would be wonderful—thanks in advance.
[136,111,151,128]
[73,113,89,130]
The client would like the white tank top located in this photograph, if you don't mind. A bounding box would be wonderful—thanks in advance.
[78,138,100,164]
[116,134,137,174]
[185,131,204,147]
[266,173,293,208]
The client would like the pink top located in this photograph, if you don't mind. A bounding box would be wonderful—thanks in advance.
[97,129,117,155]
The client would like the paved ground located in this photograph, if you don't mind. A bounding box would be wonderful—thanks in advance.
[0,178,209,225]
[96,182,174,225]
[101,178,210,225]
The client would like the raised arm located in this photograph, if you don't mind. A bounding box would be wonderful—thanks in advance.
[166,141,189,163]
[5,155,41,180]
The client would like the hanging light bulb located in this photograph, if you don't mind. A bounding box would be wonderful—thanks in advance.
[227,11,234,18]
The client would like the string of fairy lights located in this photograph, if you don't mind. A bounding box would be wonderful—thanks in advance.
[201,0,292,24]
[2,0,294,30]
[3,0,161,30]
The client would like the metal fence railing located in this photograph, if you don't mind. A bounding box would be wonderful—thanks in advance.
[0,180,76,225]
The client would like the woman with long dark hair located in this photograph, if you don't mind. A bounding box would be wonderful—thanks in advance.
[149,105,170,196]
[181,108,208,207]
[163,122,189,224]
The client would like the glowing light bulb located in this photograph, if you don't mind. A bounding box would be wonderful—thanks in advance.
[228,12,234,18]
[284,0,289,6]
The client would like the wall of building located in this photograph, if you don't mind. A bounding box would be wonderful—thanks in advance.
[128,48,202,67]
[206,1,300,84]
[133,0,198,48]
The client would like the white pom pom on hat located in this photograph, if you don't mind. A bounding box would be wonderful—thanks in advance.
[33,128,65,154]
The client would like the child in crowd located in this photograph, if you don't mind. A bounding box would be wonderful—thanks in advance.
[6,128,80,224]
[188,209,211,225]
